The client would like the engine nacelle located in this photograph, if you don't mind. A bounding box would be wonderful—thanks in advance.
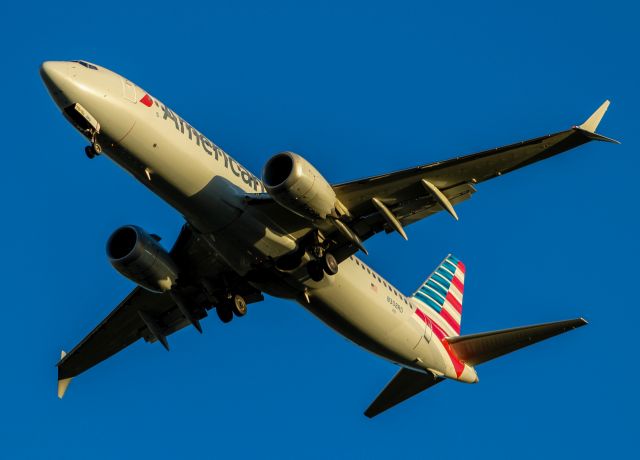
[106,225,179,293]
[262,151,337,221]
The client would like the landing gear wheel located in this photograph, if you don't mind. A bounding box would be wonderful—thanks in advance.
[85,146,96,159]
[93,142,102,154]
[231,294,247,317]
[307,260,324,282]
[322,253,339,275]
[216,303,233,323]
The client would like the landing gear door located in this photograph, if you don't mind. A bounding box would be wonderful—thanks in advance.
[122,79,137,103]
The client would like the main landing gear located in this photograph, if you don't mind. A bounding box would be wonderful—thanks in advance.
[307,252,339,282]
[215,294,247,324]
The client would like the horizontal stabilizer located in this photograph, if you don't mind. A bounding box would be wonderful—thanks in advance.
[445,318,587,366]
[365,368,443,418]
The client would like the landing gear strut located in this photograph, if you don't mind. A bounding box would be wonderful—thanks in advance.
[84,129,102,159]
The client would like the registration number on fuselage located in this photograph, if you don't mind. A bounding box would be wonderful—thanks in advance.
[387,296,403,314]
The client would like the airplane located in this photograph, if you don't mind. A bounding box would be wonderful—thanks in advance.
[41,60,618,417]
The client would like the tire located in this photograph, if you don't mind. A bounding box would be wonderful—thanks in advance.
[322,253,339,275]
[307,261,324,282]
[216,303,233,323]
[231,294,247,317]
[85,146,95,159]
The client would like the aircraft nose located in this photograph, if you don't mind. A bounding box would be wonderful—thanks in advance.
[40,61,78,109]
[40,61,71,93]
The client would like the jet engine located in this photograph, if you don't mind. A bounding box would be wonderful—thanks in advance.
[262,151,337,221]
[107,225,179,293]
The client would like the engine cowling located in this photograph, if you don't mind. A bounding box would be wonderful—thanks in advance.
[262,151,337,221]
[106,225,179,293]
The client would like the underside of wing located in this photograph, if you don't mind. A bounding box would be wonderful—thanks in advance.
[56,224,264,395]
[57,287,174,382]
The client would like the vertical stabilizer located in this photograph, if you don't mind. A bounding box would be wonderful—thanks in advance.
[411,254,465,336]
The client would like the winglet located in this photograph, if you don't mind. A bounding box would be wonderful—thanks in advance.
[578,100,610,133]
[57,350,72,399]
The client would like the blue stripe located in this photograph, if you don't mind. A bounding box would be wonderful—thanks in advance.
[426,279,448,298]
[436,267,454,281]
[448,255,460,264]
[419,286,445,305]
[431,273,450,289]
[415,291,442,312]
[442,261,457,274]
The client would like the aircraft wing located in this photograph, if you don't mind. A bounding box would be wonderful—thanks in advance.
[56,225,263,397]
[331,101,618,244]
[246,101,617,258]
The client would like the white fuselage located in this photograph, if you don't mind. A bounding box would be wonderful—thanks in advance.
[41,61,477,383]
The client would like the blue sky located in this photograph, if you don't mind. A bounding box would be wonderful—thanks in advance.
[1,0,636,458]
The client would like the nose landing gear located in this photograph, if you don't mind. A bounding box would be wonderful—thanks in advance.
[84,145,100,159]
[84,132,102,159]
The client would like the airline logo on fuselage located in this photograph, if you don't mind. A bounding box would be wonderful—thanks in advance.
[143,94,265,192]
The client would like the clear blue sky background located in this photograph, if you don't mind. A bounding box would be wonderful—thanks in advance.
[1,1,636,458]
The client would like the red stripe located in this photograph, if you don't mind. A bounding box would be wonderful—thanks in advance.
[430,317,446,339]
[446,291,462,314]
[415,308,464,377]
[451,275,464,294]
[442,339,465,377]
[440,308,460,334]
[457,261,466,274]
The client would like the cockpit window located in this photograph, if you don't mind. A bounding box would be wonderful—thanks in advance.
[72,60,98,70]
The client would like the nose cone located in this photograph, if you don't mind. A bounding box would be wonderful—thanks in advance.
[40,61,72,106]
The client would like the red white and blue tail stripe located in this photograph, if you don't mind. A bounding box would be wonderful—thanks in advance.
[411,254,465,337]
